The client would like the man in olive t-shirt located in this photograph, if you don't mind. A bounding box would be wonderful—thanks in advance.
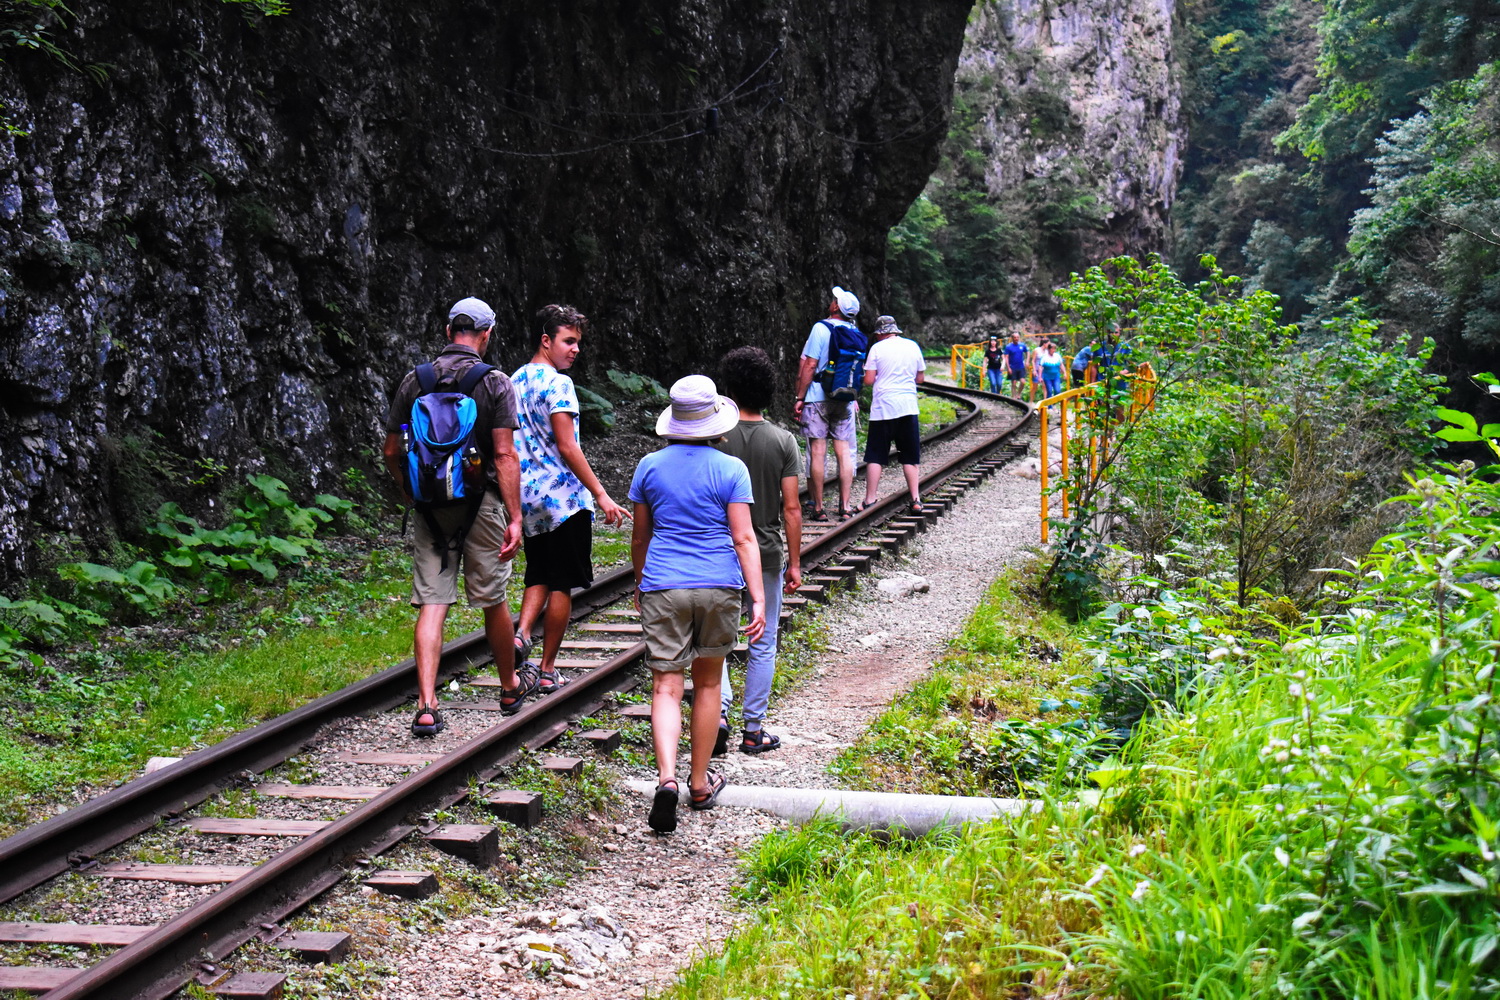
[714,347,802,754]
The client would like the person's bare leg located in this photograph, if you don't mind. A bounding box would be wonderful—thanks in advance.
[807,437,827,509]
[651,669,686,785]
[516,584,549,653]
[688,656,725,793]
[903,463,921,502]
[414,604,449,711]
[864,461,883,505]
[832,438,853,512]
[482,603,517,689]
[538,588,571,672]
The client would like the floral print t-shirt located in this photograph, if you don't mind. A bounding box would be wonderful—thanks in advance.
[510,362,595,537]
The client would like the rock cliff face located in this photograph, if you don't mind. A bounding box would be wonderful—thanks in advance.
[910,0,1182,338]
[0,0,971,585]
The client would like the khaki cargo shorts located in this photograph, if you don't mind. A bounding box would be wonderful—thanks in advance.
[411,492,513,608]
[638,587,741,672]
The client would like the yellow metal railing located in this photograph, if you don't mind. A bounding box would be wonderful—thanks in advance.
[1038,362,1158,542]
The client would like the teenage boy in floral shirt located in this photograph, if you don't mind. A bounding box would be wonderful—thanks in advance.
[509,304,628,707]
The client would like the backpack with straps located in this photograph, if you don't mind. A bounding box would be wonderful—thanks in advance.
[816,319,868,403]
[401,361,494,569]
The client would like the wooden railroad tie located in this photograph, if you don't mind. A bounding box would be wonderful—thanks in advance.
[0,968,81,992]
[600,608,639,617]
[184,818,330,837]
[616,702,653,719]
[328,751,441,766]
[212,971,288,999]
[541,755,585,777]
[482,790,544,829]
[255,784,382,801]
[363,870,438,898]
[576,728,622,753]
[795,583,828,601]
[272,931,351,965]
[577,622,643,633]
[94,863,253,884]
[423,825,499,867]
[0,921,154,945]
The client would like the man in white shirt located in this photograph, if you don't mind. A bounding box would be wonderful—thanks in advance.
[859,315,927,511]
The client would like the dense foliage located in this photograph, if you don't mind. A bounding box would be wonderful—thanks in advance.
[1043,255,1443,615]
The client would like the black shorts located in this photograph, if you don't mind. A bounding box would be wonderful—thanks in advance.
[522,510,595,592]
[863,414,922,467]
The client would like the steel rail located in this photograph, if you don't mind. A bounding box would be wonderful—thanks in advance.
[0,384,1011,909]
[33,384,1031,999]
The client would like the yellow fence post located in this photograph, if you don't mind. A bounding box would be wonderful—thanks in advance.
[1039,400,1050,542]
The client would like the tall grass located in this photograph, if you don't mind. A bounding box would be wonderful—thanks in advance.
[665,454,1500,998]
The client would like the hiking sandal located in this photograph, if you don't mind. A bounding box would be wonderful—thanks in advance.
[513,633,534,666]
[713,719,731,758]
[740,728,781,754]
[649,779,680,833]
[499,664,541,716]
[809,509,829,522]
[689,770,727,811]
[411,704,445,739]
[537,668,569,695]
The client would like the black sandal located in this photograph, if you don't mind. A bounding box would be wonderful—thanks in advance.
[713,719,731,758]
[649,779,680,833]
[809,508,828,522]
[740,729,781,754]
[537,668,569,695]
[689,770,727,811]
[411,704,445,738]
[499,663,540,716]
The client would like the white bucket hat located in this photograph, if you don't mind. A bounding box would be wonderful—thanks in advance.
[655,374,740,440]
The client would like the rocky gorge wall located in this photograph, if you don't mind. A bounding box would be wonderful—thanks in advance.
[0,0,972,586]
[907,0,1182,339]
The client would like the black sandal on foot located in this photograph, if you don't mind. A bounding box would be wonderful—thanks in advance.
[513,633,534,665]
[411,704,445,738]
[649,779,680,833]
[713,719,731,758]
[689,770,727,811]
[809,508,828,522]
[860,500,877,511]
[740,728,781,754]
[537,668,569,695]
[499,664,540,716]
[910,499,926,514]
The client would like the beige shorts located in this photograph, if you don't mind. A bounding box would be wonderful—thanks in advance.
[411,491,513,608]
[639,587,741,672]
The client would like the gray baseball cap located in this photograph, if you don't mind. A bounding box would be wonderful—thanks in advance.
[448,296,496,330]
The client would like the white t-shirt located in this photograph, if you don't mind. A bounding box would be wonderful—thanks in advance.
[865,336,925,421]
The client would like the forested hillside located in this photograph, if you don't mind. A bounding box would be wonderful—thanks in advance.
[901,0,1500,408]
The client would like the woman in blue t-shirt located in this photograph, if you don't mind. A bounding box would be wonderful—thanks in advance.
[629,375,766,832]
[1036,339,1064,398]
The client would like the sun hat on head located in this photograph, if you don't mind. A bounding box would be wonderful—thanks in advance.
[655,374,740,440]
[831,285,861,317]
[448,296,496,330]
[873,315,902,336]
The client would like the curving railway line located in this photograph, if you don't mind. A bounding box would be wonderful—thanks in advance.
[0,383,1033,999]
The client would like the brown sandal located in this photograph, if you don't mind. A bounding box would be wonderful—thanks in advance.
[689,770,727,811]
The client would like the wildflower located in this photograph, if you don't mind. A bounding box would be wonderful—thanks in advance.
[1274,847,1290,867]
[1275,751,1289,763]
[1458,459,1476,475]
[1131,880,1150,901]
[1288,683,1303,698]
[1082,863,1110,889]
[1128,843,1148,858]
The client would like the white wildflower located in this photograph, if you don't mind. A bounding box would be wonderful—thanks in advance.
[1082,863,1110,889]
[1131,880,1150,901]
[1275,751,1289,763]
[1128,843,1148,858]
[1274,847,1290,868]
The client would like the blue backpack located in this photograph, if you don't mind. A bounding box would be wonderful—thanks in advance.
[401,361,493,568]
[817,319,868,403]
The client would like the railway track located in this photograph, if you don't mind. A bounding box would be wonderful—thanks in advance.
[0,383,1032,999]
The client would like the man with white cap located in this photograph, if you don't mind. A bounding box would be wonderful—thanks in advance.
[860,315,927,512]
[383,297,525,738]
[792,286,863,519]
[629,374,767,832]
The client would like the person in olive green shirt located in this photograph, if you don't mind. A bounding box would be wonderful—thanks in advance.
[715,347,803,753]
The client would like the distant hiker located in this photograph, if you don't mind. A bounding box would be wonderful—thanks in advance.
[983,335,1005,394]
[383,297,523,738]
[1036,339,1064,398]
[630,375,766,831]
[860,315,926,512]
[1071,342,1094,388]
[714,347,802,756]
[1002,331,1029,397]
[794,286,864,520]
[510,304,629,703]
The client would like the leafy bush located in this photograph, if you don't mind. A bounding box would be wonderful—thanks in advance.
[574,385,616,436]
